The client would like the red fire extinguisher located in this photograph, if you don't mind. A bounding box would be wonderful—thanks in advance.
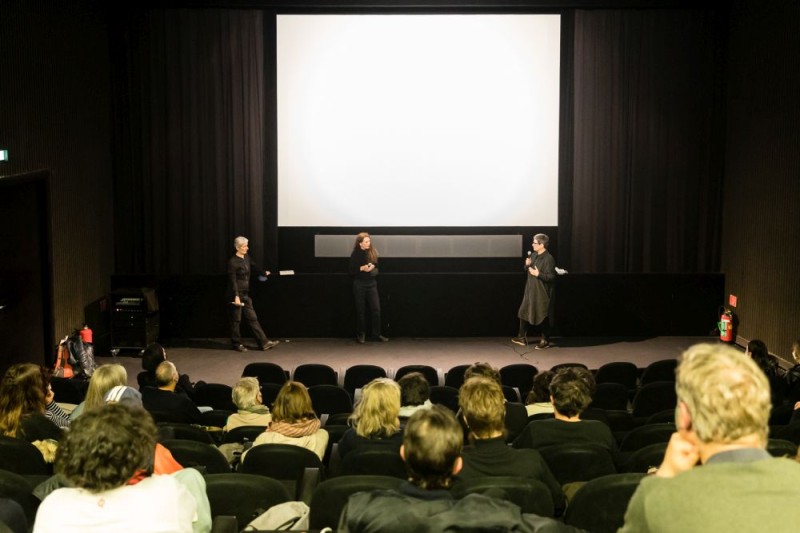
[719,310,733,342]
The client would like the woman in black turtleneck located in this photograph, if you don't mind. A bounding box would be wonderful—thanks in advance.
[349,232,388,344]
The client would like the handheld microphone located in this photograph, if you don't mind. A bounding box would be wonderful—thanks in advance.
[525,251,532,271]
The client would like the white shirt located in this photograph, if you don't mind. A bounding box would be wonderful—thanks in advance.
[34,474,197,533]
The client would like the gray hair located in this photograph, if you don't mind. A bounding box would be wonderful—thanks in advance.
[234,236,248,249]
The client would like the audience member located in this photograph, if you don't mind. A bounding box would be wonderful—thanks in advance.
[338,378,403,458]
[398,372,432,419]
[138,343,201,399]
[785,339,800,386]
[338,406,581,533]
[458,362,528,442]
[525,371,555,417]
[456,376,565,515]
[32,404,208,533]
[224,377,272,431]
[69,363,127,421]
[141,361,203,424]
[104,386,184,475]
[0,364,63,441]
[513,367,615,453]
[746,339,784,404]
[246,381,327,460]
[620,343,800,532]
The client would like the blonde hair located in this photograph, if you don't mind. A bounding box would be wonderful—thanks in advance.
[232,377,262,410]
[677,343,771,445]
[272,381,316,423]
[350,378,400,439]
[84,364,128,411]
[458,376,506,438]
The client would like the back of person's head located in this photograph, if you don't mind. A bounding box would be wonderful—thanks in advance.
[402,405,463,490]
[793,339,800,363]
[463,362,501,385]
[0,363,49,437]
[141,343,167,373]
[104,386,143,408]
[746,339,776,375]
[233,377,262,410]
[154,361,177,388]
[526,370,554,404]
[55,404,157,493]
[458,376,505,439]
[351,377,401,439]
[398,372,430,407]
[272,381,315,423]
[677,343,771,446]
[84,364,128,411]
[550,367,592,417]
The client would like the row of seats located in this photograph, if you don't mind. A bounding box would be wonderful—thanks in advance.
[0,465,645,533]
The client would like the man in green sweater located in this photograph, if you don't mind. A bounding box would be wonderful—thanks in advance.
[620,343,800,532]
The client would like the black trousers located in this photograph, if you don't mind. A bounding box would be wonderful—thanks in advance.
[353,279,381,337]
[230,293,268,347]
[518,317,551,341]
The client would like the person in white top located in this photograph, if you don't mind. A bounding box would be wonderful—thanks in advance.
[33,403,205,533]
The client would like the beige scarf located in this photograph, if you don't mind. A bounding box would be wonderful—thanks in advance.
[268,417,320,438]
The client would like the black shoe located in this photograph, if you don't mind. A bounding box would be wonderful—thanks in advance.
[376,335,389,342]
[534,340,551,350]
[234,344,248,353]
[356,334,366,344]
[261,340,280,351]
[511,336,527,346]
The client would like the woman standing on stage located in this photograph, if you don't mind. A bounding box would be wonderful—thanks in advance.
[349,232,388,344]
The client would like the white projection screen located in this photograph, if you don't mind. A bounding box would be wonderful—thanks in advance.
[277,14,561,227]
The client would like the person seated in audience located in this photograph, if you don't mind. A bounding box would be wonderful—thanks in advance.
[398,372,432,420]
[32,403,209,533]
[338,378,403,458]
[104,385,184,475]
[0,364,64,441]
[620,343,800,532]
[138,343,202,399]
[69,363,127,421]
[456,376,566,515]
[513,367,616,453]
[224,376,272,431]
[457,362,528,442]
[141,361,204,424]
[746,339,784,404]
[525,371,555,417]
[338,406,582,533]
[784,339,800,386]
[246,381,327,461]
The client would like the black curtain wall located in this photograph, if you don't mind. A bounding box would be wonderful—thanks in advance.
[112,7,724,276]
[112,9,267,274]
[568,9,724,273]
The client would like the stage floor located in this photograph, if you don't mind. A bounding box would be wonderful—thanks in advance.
[97,335,723,389]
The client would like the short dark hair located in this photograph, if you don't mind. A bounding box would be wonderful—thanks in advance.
[526,370,554,404]
[549,368,592,417]
[398,372,430,407]
[55,404,157,492]
[403,406,463,490]
[141,343,166,373]
[463,362,501,385]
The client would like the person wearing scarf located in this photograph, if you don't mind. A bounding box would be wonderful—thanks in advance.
[246,381,328,460]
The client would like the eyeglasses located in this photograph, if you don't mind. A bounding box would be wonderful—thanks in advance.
[532,241,541,245]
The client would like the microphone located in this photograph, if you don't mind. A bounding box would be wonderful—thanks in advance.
[525,251,532,271]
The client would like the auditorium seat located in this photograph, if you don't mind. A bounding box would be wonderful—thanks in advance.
[640,359,678,385]
[309,475,403,530]
[618,423,675,452]
[205,473,291,531]
[239,443,324,503]
[631,382,677,420]
[563,473,645,533]
[537,443,617,486]
[308,385,353,417]
[443,364,471,389]
[429,385,460,413]
[192,383,237,412]
[451,476,555,518]
[339,447,407,479]
[293,363,338,387]
[242,362,288,385]
[0,437,50,476]
[160,439,231,474]
[343,365,387,396]
[590,382,630,411]
[499,363,538,402]
[395,365,439,386]
[595,361,639,392]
